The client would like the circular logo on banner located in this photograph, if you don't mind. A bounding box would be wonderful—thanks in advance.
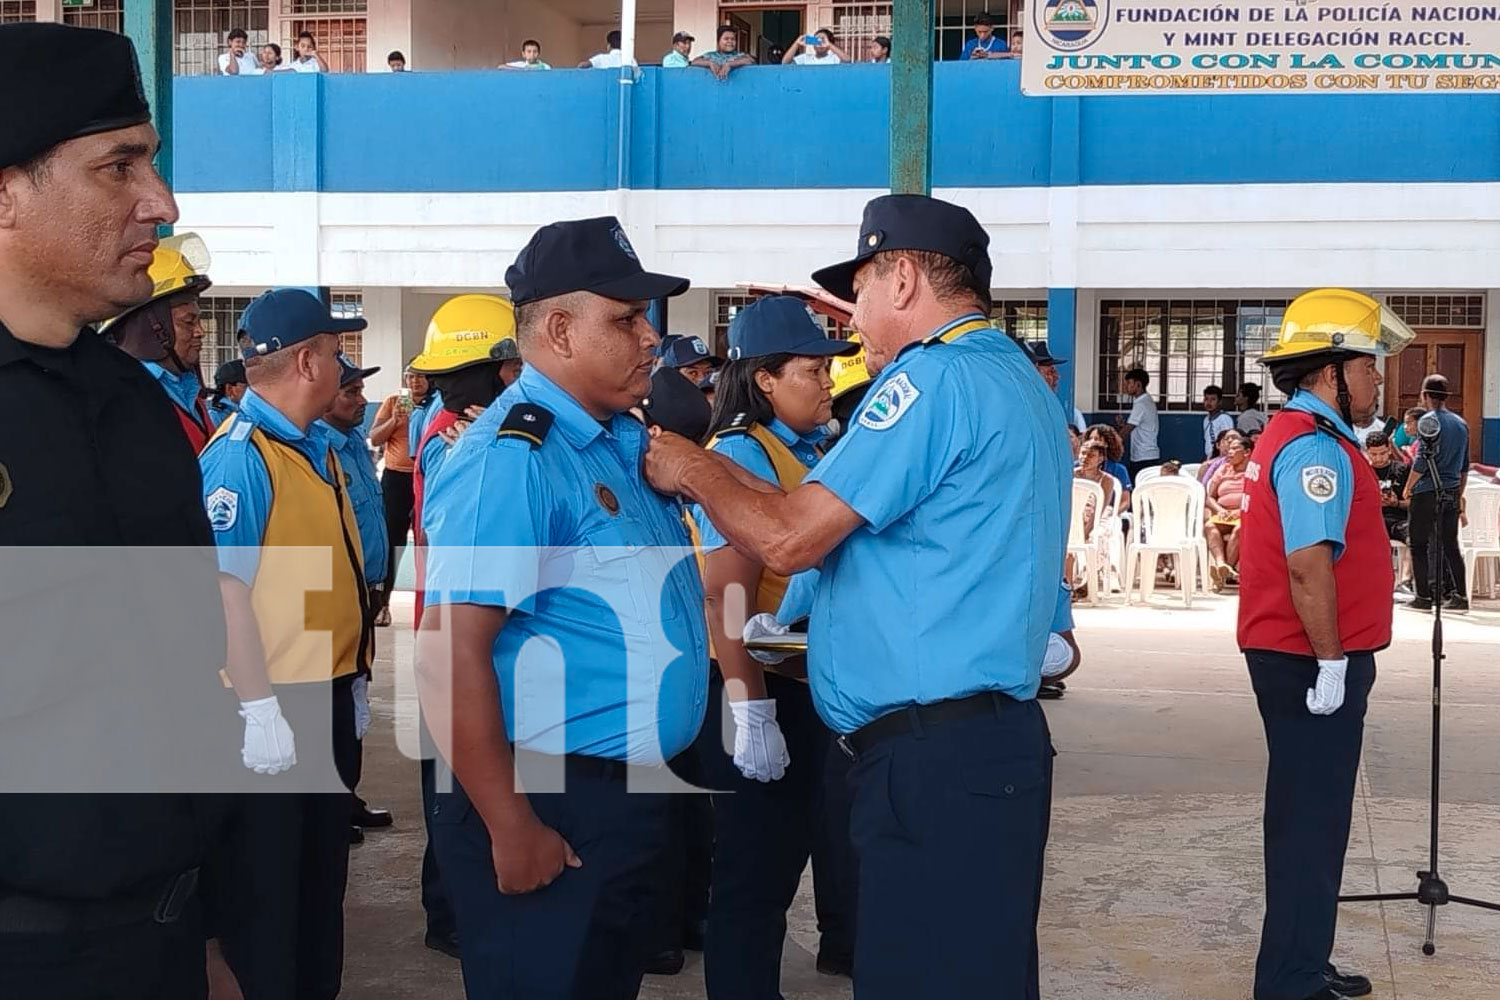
[1035,0,1109,52]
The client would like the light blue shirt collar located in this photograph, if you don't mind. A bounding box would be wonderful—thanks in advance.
[240,388,318,445]
[516,366,640,451]
[764,416,824,451]
[314,418,351,450]
[893,312,990,365]
[1284,389,1358,444]
[142,360,202,409]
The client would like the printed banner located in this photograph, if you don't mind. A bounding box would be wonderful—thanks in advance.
[1021,0,1500,93]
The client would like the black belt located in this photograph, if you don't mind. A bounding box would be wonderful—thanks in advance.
[837,692,1017,760]
[0,868,199,935]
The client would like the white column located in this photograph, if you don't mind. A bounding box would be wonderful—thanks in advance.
[359,287,405,403]
[33,0,62,23]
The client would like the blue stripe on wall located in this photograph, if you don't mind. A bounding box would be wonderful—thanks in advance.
[173,63,1500,194]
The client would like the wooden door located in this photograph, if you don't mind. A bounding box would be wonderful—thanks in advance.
[1384,330,1482,461]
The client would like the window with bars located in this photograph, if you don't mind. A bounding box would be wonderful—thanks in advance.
[330,290,364,363]
[288,15,366,72]
[174,0,271,76]
[936,0,1008,59]
[283,0,364,12]
[711,292,852,355]
[1385,294,1484,329]
[992,300,1047,342]
[63,0,125,33]
[0,1,36,23]
[1096,299,1290,412]
[200,295,256,376]
[831,3,893,60]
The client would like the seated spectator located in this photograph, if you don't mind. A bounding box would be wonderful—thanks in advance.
[783,28,849,65]
[1007,28,1024,56]
[1235,380,1268,434]
[505,39,550,70]
[219,28,259,76]
[960,14,1008,59]
[1244,429,1262,454]
[1067,424,1082,464]
[580,30,636,69]
[1395,406,1423,463]
[388,50,407,72]
[1074,441,1124,596]
[258,42,282,72]
[1160,459,1183,476]
[662,31,695,67]
[1366,431,1411,544]
[1199,428,1241,484]
[693,25,754,80]
[1085,424,1133,502]
[288,32,326,73]
[867,35,891,63]
[1205,433,1251,588]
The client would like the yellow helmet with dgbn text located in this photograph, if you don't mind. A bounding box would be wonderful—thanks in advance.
[830,333,871,403]
[409,294,519,375]
[1262,288,1415,367]
[98,233,213,334]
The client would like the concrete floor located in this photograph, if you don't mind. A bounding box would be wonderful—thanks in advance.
[344,591,1500,999]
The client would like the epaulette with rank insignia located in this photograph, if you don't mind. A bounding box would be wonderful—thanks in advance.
[716,412,753,437]
[495,403,554,448]
[1311,413,1348,441]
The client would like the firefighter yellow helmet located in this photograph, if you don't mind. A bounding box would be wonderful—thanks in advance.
[830,333,871,403]
[98,233,213,334]
[409,294,519,375]
[1262,288,1415,367]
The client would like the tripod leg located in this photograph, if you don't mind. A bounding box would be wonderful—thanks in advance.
[1423,903,1438,956]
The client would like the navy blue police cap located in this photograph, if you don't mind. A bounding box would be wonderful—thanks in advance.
[0,24,151,169]
[506,216,690,306]
[239,289,368,359]
[661,335,724,369]
[336,352,381,386]
[1024,340,1067,367]
[811,194,992,303]
[213,359,247,389]
[727,295,859,361]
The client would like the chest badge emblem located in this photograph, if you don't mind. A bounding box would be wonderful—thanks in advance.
[594,483,621,516]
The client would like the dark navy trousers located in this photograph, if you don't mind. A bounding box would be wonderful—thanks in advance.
[693,670,858,999]
[430,758,673,1000]
[846,696,1053,1000]
[1248,650,1376,1000]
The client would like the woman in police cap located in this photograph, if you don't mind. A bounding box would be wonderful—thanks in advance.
[687,294,860,996]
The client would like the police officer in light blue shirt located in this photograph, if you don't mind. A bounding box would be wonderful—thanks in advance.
[414,216,707,999]
[644,194,1071,1000]
[209,359,247,427]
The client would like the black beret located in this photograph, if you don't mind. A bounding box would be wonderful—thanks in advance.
[0,23,150,170]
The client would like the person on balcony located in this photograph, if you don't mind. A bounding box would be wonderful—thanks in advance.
[960,14,1009,59]
[662,31,695,67]
[504,39,550,70]
[783,27,849,65]
[693,24,755,80]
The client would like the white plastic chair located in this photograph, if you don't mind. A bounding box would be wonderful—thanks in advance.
[1068,479,1105,606]
[1135,465,1162,486]
[1179,463,1202,482]
[1123,477,1208,608]
[1461,485,1500,602]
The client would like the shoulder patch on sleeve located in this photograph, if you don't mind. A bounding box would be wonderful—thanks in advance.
[229,417,254,442]
[1302,465,1339,504]
[206,487,240,531]
[495,403,554,448]
[716,412,752,438]
[858,373,921,431]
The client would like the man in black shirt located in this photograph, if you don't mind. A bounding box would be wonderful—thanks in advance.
[0,23,231,999]
[1365,431,1410,544]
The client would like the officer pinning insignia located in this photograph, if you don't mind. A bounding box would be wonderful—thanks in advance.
[594,483,621,516]
[495,403,554,447]
[1302,465,1338,504]
[0,462,11,510]
[858,373,920,431]
[206,486,240,531]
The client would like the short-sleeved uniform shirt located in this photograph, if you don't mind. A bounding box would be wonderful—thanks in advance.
[1270,390,1358,559]
[319,420,388,585]
[199,389,339,584]
[802,319,1072,734]
[141,361,204,417]
[691,417,824,552]
[422,367,709,764]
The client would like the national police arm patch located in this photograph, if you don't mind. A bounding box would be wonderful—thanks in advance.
[206,486,240,532]
[1301,465,1339,504]
[857,373,921,431]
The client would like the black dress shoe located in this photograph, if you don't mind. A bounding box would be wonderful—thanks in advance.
[424,930,462,960]
[816,951,854,977]
[1444,596,1470,613]
[349,825,364,845]
[1037,684,1064,700]
[644,949,685,976]
[352,803,394,828]
[1407,597,1434,611]
[1325,963,1372,997]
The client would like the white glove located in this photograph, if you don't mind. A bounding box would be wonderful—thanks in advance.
[1306,657,1348,716]
[352,674,372,741]
[239,696,297,774]
[729,698,790,783]
[1041,633,1073,680]
[742,612,796,665]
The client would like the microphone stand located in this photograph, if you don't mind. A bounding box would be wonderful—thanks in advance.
[1337,427,1500,953]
